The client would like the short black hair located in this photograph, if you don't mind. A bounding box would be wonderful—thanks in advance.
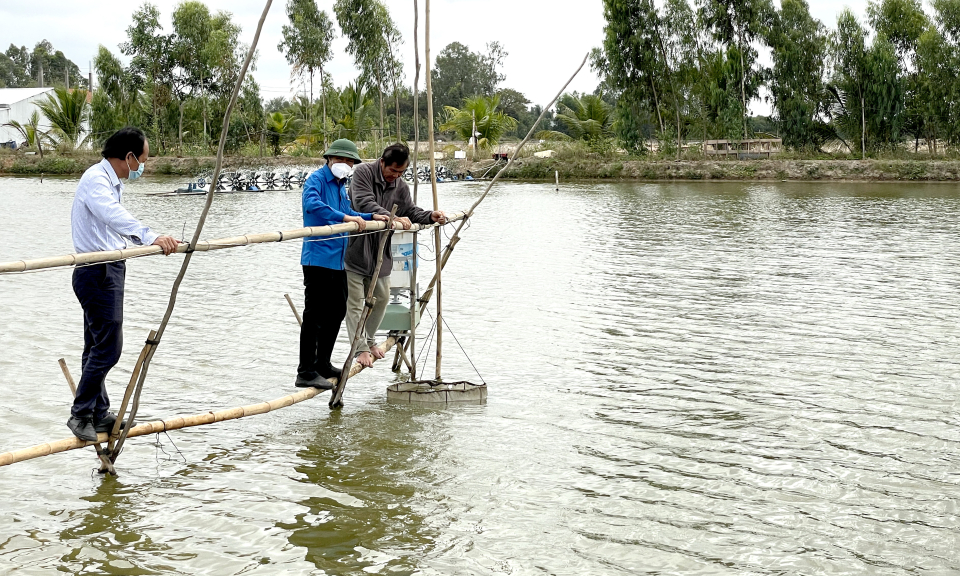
[381,143,410,167]
[102,127,147,160]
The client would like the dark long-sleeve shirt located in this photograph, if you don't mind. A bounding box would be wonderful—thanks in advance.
[345,160,434,277]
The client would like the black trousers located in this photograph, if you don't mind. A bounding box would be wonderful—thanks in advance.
[298,265,348,378]
[71,262,125,420]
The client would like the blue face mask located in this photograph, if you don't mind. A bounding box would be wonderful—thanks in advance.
[126,154,145,180]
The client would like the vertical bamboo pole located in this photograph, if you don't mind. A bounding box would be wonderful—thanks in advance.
[410,0,421,379]
[284,293,303,326]
[425,0,442,381]
[58,359,116,475]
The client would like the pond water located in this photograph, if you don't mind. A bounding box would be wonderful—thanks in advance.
[0,175,959,575]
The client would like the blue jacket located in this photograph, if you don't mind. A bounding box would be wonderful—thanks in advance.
[301,164,372,269]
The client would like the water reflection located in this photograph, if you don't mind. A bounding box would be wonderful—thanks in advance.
[282,405,447,574]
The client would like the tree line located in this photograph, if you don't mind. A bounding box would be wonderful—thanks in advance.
[0,41,88,90]
[3,0,560,158]
[595,0,960,156]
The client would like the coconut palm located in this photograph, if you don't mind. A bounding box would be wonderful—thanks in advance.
[330,80,373,142]
[265,111,299,156]
[440,94,517,152]
[35,87,90,152]
[2,111,50,159]
[537,93,614,142]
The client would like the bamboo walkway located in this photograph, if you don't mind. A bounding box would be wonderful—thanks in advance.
[0,336,399,468]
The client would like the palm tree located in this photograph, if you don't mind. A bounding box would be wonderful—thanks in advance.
[265,112,298,156]
[538,93,614,142]
[440,94,517,154]
[2,111,50,159]
[35,87,90,152]
[330,80,373,142]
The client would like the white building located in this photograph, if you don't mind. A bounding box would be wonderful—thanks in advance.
[0,87,55,147]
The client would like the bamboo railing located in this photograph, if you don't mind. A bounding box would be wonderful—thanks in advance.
[0,214,465,274]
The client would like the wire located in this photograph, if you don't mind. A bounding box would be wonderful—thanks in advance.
[440,315,486,385]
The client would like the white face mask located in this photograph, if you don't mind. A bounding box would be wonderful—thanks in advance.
[330,162,353,179]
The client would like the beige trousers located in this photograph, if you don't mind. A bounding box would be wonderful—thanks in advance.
[345,270,391,355]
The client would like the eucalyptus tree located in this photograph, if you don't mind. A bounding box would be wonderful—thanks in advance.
[697,0,772,138]
[333,0,403,145]
[600,0,670,150]
[913,26,951,152]
[279,0,335,146]
[431,42,506,110]
[120,3,171,143]
[868,0,929,150]
[766,0,828,150]
[830,9,905,155]
[830,9,870,156]
[931,0,960,146]
[169,2,241,151]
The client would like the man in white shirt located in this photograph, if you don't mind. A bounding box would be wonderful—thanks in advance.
[67,127,178,442]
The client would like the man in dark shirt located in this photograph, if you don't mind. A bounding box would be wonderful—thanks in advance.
[344,143,446,368]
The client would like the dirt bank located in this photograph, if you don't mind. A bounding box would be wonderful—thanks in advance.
[499,157,960,182]
[0,153,330,177]
[5,153,960,182]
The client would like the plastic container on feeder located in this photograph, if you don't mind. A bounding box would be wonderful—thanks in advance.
[380,231,419,332]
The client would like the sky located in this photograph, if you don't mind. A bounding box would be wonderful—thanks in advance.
[1,0,879,115]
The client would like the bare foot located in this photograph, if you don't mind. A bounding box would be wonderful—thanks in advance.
[357,351,374,368]
[370,345,385,360]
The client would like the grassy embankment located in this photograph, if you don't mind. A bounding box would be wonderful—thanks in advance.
[5,144,960,181]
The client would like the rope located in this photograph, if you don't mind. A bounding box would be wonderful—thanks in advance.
[414,316,438,380]
[440,315,486,385]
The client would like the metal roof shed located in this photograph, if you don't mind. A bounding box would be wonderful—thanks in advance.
[0,87,56,146]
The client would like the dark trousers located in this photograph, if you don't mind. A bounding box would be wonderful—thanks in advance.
[298,265,348,378]
[71,262,125,420]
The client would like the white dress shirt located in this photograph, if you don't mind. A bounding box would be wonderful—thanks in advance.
[71,158,158,253]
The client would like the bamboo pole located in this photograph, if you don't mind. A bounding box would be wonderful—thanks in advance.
[410,0,421,379]
[0,336,403,469]
[284,293,303,327]
[416,55,590,316]
[58,359,116,475]
[108,330,155,455]
[110,0,274,468]
[0,215,465,275]
[425,0,443,381]
[330,205,398,409]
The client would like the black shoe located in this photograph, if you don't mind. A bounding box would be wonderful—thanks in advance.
[94,412,126,433]
[295,373,334,390]
[317,364,342,379]
[67,416,99,442]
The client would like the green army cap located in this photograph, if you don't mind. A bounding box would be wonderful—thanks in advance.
[323,138,362,162]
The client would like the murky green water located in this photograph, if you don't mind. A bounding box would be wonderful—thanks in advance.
[1,175,959,574]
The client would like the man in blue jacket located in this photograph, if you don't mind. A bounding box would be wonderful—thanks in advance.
[297,139,388,389]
